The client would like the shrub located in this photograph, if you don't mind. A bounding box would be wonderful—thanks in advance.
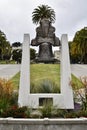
[31,79,60,93]
[0,78,18,115]
[80,76,87,110]
[72,110,87,118]
[71,76,87,111]
[39,100,56,118]
[64,111,77,118]
[1,106,28,118]
[52,109,67,118]
[0,78,13,98]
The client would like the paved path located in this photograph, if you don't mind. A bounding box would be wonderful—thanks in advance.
[71,64,87,79]
[0,64,87,80]
[0,64,21,79]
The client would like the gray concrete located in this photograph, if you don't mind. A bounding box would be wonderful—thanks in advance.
[18,34,30,106]
[0,118,87,130]
[19,34,74,109]
[71,64,87,79]
[0,64,21,79]
[60,34,74,108]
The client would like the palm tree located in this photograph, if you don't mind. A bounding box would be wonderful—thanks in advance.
[32,4,55,24]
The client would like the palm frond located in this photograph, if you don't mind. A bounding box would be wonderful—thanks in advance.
[32,4,56,24]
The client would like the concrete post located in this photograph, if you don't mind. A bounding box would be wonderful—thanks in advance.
[60,34,74,108]
[18,34,30,106]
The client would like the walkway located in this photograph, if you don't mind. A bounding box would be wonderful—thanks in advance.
[0,64,21,79]
[0,64,87,80]
[71,64,87,79]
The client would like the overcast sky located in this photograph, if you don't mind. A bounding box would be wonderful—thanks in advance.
[0,0,87,45]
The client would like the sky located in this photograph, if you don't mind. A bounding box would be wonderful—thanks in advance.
[0,0,87,49]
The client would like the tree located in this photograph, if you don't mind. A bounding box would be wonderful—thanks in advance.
[73,27,87,64]
[12,42,22,47]
[12,49,22,63]
[32,4,55,24]
[11,42,22,63]
[30,48,36,60]
[70,27,87,64]
[0,30,11,60]
[69,41,80,63]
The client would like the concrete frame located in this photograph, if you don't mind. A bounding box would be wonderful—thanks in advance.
[18,34,74,109]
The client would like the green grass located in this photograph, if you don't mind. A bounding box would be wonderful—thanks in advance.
[71,74,83,90]
[11,72,20,90]
[0,60,16,64]
[11,64,83,92]
[30,64,60,90]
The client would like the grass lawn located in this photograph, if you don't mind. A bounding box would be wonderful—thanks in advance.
[30,64,60,89]
[11,64,83,91]
[0,60,16,64]
[11,72,20,90]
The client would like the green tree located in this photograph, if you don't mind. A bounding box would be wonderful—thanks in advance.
[70,27,87,64]
[0,30,11,60]
[12,42,22,47]
[30,48,36,60]
[69,41,80,63]
[32,4,55,24]
[12,49,22,63]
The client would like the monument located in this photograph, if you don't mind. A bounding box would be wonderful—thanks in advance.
[18,5,73,109]
[31,18,60,63]
[18,33,74,109]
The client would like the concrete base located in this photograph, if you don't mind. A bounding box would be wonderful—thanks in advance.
[28,93,74,109]
[0,118,87,130]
